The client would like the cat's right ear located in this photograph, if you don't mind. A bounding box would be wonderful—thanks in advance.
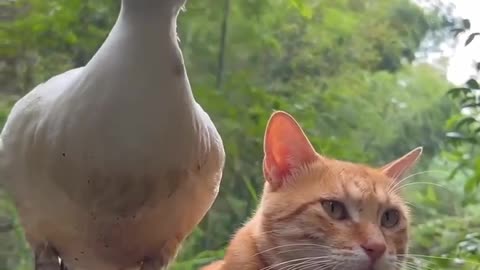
[381,147,423,181]
[263,111,318,190]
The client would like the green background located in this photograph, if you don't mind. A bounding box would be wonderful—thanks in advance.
[1,0,480,269]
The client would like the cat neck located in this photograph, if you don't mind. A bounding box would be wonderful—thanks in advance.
[219,218,272,270]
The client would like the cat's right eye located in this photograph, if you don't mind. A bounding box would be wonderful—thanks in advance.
[381,209,400,228]
[321,200,348,220]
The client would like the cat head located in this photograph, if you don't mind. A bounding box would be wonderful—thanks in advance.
[257,111,422,270]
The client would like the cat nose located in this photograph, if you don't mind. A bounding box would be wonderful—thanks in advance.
[361,241,386,263]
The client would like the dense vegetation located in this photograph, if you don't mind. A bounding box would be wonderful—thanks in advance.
[1,0,479,269]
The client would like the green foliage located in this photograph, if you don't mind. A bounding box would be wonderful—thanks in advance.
[411,205,480,270]
[444,19,480,197]
[1,0,478,269]
[406,17,480,270]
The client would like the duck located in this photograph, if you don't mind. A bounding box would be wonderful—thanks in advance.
[0,0,225,269]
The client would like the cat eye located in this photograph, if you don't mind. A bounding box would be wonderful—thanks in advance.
[381,209,400,228]
[321,200,348,220]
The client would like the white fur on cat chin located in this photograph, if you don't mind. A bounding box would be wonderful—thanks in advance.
[0,0,224,269]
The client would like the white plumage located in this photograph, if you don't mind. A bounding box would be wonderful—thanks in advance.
[0,0,225,269]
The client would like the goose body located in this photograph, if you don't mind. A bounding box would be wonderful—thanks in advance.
[0,0,225,269]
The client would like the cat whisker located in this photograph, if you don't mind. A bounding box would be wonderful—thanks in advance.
[391,169,448,188]
[390,181,449,195]
[387,169,448,194]
[400,257,431,264]
[394,262,428,270]
[398,253,480,266]
[403,200,418,209]
[397,255,437,266]
[395,259,451,270]
[252,243,333,257]
[290,260,336,270]
[395,259,435,270]
[330,261,344,270]
[282,259,315,270]
[294,261,335,270]
[276,248,330,255]
[391,255,430,270]
[261,257,329,270]
[281,256,335,270]
[280,257,334,270]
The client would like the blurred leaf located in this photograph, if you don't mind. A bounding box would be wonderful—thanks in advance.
[289,0,313,19]
[0,217,14,233]
[426,186,438,203]
[466,78,480,89]
[242,176,259,204]
[445,132,476,144]
[451,27,465,37]
[446,132,467,140]
[455,117,478,129]
[447,87,471,98]
[465,33,480,46]
[460,96,475,106]
[465,177,480,193]
[461,102,480,109]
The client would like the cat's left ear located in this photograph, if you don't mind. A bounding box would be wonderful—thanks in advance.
[381,147,423,181]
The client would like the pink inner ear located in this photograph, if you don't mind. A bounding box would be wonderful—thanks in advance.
[263,111,317,189]
[382,147,423,181]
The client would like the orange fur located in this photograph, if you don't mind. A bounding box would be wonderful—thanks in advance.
[201,111,422,270]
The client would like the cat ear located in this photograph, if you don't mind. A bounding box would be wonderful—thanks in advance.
[381,147,423,181]
[263,111,318,189]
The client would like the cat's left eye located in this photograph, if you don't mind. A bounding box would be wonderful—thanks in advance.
[381,209,400,228]
[321,200,348,220]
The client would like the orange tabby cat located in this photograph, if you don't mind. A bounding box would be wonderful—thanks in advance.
[201,111,422,270]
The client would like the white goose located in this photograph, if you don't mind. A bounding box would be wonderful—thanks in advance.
[0,0,225,269]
